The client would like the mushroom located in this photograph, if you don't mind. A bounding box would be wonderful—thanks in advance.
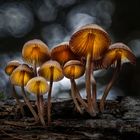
[38,60,64,125]
[69,24,111,116]
[5,60,21,75]
[100,42,136,112]
[22,39,51,75]
[5,60,24,115]
[63,60,87,113]
[10,64,39,122]
[51,42,78,66]
[26,76,49,126]
[22,39,51,119]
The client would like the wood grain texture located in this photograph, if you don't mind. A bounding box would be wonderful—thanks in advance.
[0,97,140,140]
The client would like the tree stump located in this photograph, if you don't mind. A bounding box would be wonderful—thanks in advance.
[0,96,140,140]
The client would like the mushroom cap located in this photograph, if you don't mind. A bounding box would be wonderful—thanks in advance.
[63,60,85,79]
[38,60,64,82]
[22,39,51,66]
[5,60,21,75]
[51,42,78,65]
[102,42,136,68]
[10,64,34,86]
[26,76,49,95]
[69,24,111,60]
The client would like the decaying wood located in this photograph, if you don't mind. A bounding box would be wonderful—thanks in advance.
[0,97,140,140]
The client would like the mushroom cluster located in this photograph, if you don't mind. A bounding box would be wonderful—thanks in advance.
[5,24,136,126]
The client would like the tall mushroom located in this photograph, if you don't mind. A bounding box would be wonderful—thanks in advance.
[38,60,64,125]
[100,42,136,112]
[26,76,49,126]
[69,24,111,116]
[5,60,24,115]
[51,42,78,66]
[22,39,51,75]
[63,60,87,114]
[22,39,51,118]
[10,64,39,122]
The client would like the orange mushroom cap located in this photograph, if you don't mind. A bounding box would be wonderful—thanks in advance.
[5,60,21,75]
[102,42,136,68]
[51,42,78,65]
[22,39,51,66]
[38,60,64,82]
[26,76,49,95]
[63,60,85,79]
[69,24,111,60]
[10,64,34,86]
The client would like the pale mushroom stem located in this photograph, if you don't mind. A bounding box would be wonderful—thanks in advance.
[33,61,45,125]
[91,66,98,112]
[91,73,96,102]
[86,53,96,116]
[33,60,37,76]
[12,85,24,116]
[33,61,44,118]
[70,79,83,114]
[34,63,44,113]
[39,95,45,120]
[100,57,121,112]
[21,85,39,122]
[85,33,96,116]
[73,79,88,109]
[47,67,54,125]
[85,53,92,113]
[37,94,45,126]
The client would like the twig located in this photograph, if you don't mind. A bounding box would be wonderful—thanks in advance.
[3,120,38,128]
[0,130,24,140]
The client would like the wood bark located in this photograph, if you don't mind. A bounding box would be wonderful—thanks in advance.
[0,96,140,140]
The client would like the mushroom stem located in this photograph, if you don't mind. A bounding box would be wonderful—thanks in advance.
[85,33,96,116]
[91,71,98,113]
[37,94,45,126]
[100,57,121,112]
[21,86,39,122]
[39,94,44,119]
[85,53,96,116]
[73,80,88,109]
[70,79,83,114]
[33,60,37,76]
[47,67,54,125]
[12,85,24,116]
[85,53,92,113]
[33,61,45,125]
[39,95,45,119]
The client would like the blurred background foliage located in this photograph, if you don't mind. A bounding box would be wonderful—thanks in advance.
[0,0,140,100]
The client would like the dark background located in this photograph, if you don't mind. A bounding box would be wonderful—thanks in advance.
[0,0,140,98]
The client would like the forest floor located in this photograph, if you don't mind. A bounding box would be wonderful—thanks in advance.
[0,96,140,140]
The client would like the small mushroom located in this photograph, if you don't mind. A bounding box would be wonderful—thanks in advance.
[38,60,64,125]
[100,42,136,112]
[10,64,39,122]
[5,60,21,75]
[26,76,49,126]
[51,42,78,66]
[69,24,111,116]
[5,60,24,115]
[22,39,51,75]
[63,60,87,114]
